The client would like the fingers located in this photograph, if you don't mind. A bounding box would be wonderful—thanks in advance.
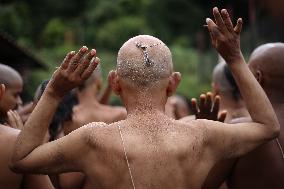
[212,95,220,116]
[67,46,88,73]
[81,57,100,80]
[0,84,5,91]
[221,9,234,32]
[61,51,76,70]
[234,18,243,34]
[13,111,23,129]
[74,49,96,76]
[212,7,227,33]
[191,98,199,116]
[7,110,16,128]
[7,110,23,130]
[205,92,213,114]
[199,94,206,113]
[218,111,227,123]
[206,18,222,42]
[207,7,242,38]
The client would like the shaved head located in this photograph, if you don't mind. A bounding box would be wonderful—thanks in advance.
[117,35,173,88]
[213,62,232,91]
[249,43,284,92]
[0,64,22,87]
[0,64,23,117]
[212,61,240,100]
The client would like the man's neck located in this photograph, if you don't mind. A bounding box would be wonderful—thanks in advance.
[122,92,167,117]
[78,90,100,106]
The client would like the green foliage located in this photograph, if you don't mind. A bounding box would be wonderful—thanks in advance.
[0,0,254,102]
[171,45,212,98]
[96,16,152,50]
[41,18,69,46]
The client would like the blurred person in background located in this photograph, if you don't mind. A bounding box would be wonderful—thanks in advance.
[0,64,53,188]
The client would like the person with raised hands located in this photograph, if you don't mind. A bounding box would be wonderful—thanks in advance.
[9,8,279,189]
[0,83,54,189]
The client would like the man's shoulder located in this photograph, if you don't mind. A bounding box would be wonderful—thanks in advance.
[173,119,210,135]
[78,121,124,147]
[78,121,123,138]
[175,118,206,128]
[79,122,109,133]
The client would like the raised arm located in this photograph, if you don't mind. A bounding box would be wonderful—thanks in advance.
[203,7,280,159]
[10,46,100,174]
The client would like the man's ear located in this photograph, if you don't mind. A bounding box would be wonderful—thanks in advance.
[166,72,181,97]
[0,84,5,100]
[255,70,263,86]
[108,70,121,95]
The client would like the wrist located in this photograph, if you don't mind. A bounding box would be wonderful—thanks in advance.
[44,87,64,101]
[226,53,245,67]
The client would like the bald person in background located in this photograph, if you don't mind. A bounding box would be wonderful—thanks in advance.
[0,64,23,124]
[10,8,280,189]
[202,43,284,189]
[211,61,249,122]
[0,64,54,189]
[227,43,284,189]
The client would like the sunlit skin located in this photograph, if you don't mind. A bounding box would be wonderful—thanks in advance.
[10,8,279,189]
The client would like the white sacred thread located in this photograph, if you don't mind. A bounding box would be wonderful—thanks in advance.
[118,125,136,189]
[275,138,284,159]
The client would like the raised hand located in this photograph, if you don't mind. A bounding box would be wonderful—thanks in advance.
[206,7,243,64]
[7,110,24,130]
[191,92,227,122]
[47,46,99,98]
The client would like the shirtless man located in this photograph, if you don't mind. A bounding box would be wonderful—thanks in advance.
[0,64,23,124]
[0,65,54,189]
[202,43,284,189]
[202,62,249,189]
[10,8,280,189]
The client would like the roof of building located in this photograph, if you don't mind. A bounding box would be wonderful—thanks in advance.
[0,32,46,70]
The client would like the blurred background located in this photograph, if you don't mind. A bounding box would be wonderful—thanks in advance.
[0,0,283,104]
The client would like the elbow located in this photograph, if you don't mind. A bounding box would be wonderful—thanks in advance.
[273,123,280,138]
[9,160,25,173]
[269,122,280,139]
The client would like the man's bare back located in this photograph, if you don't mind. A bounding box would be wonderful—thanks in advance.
[9,8,280,189]
[77,113,216,188]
